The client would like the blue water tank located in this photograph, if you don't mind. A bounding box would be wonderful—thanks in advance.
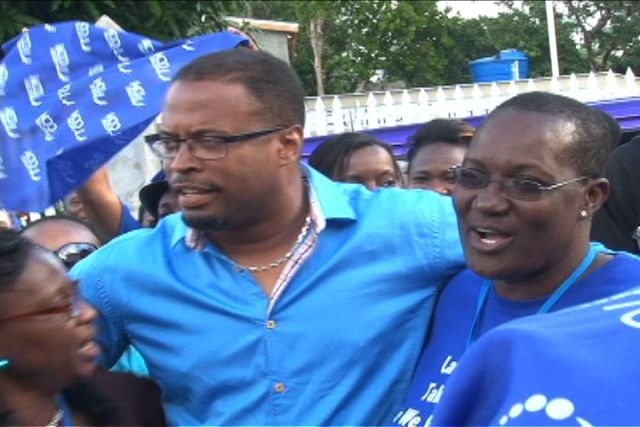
[469,49,530,83]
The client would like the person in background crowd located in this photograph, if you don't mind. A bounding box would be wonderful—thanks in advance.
[0,228,166,426]
[73,49,464,425]
[21,216,101,263]
[392,92,640,427]
[75,166,179,240]
[431,286,640,426]
[138,171,178,228]
[62,192,88,221]
[138,205,157,228]
[308,132,403,191]
[406,119,474,195]
[591,135,640,254]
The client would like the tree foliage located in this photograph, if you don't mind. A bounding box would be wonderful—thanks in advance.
[561,0,640,72]
[0,0,230,47]
[2,0,639,95]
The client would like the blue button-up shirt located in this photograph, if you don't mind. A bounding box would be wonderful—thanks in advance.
[73,166,464,425]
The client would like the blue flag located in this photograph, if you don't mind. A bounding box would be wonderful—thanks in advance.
[0,21,247,211]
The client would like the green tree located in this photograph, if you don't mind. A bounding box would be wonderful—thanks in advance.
[562,0,640,72]
[0,0,230,49]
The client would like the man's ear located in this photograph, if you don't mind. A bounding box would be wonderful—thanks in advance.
[581,178,610,217]
[277,125,304,166]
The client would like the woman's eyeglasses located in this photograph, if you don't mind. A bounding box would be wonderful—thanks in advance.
[53,242,98,269]
[0,280,83,322]
[452,166,589,202]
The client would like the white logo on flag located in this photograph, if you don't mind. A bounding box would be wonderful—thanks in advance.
[182,40,196,51]
[58,84,75,106]
[88,64,104,76]
[24,75,45,107]
[138,39,156,54]
[117,61,132,74]
[0,64,8,97]
[90,77,108,106]
[20,151,41,182]
[0,107,19,139]
[67,110,87,142]
[125,80,146,107]
[50,43,71,82]
[104,29,129,62]
[101,113,121,136]
[18,33,32,64]
[75,22,92,52]
[36,112,58,141]
[150,52,171,81]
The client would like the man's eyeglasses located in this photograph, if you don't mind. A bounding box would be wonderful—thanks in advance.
[452,166,589,201]
[54,242,98,269]
[0,280,82,322]
[145,126,286,161]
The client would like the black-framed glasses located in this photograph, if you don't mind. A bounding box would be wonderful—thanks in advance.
[452,166,590,201]
[54,242,98,269]
[144,126,286,161]
[0,280,82,322]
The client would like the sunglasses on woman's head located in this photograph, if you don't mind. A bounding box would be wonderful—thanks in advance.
[52,242,98,269]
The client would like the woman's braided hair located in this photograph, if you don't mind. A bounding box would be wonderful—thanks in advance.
[0,228,33,290]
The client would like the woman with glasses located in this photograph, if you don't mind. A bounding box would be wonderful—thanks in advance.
[392,92,640,427]
[0,227,104,425]
[9,223,165,425]
[307,132,403,191]
[21,216,151,377]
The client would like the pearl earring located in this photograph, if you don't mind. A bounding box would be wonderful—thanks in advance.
[580,210,588,218]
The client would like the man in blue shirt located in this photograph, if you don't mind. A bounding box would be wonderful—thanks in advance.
[72,49,464,425]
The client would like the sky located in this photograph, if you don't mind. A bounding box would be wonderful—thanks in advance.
[437,1,522,19]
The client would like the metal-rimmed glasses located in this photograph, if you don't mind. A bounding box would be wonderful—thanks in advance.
[452,166,590,201]
[0,280,82,322]
[144,126,286,161]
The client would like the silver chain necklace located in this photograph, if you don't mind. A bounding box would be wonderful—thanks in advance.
[46,409,63,427]
[238,215,312,273]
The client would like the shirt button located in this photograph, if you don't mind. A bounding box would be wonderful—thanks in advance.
[275,382,286,393]
[266,320,277,329]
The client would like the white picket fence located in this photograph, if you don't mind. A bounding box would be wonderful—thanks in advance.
[303,68,640,137]
[18,68,639,223]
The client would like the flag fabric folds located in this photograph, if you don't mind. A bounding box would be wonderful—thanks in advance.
[0,21,247,211]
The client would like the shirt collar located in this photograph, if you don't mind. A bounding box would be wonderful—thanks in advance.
[302,163,356,223]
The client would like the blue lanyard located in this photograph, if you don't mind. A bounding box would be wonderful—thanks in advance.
[466,245,598,348]
[57,394,74,427]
